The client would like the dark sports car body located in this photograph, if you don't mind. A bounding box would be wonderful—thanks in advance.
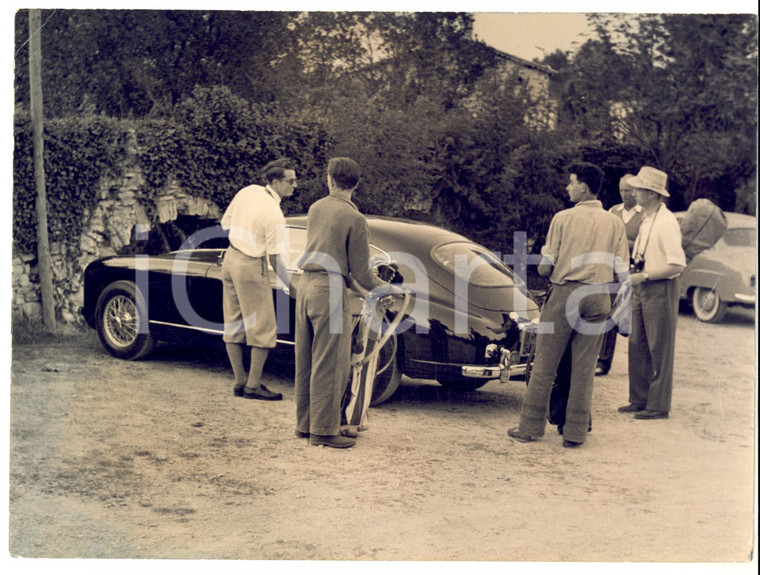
[82,216,541,404]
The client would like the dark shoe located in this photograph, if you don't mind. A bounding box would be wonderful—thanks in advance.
[310,434,356,449]
[233,384,246,397]
[595,366,609,376]
[563,439,583,448]
[618,403,646,413]
[507,427,534,443]
[634,410,669,420]
[295,430,310,438]
[243,385,282,401]
[340,425,359,438]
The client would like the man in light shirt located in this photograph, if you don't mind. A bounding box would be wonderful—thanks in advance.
[618,166,686,420]
[508,162,629,448]
[220,158,298,401]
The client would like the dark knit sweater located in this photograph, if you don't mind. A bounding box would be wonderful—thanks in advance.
[298,195,385,291]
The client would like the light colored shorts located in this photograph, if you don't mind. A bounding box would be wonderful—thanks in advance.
[221,247,277,348]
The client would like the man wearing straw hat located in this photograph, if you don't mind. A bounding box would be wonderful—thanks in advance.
[618,166,686,420]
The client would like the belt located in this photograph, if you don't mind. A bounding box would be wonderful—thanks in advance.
[228,244,266,259]
[302,269,350,288]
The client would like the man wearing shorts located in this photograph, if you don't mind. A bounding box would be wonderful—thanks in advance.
[221,158,297,400]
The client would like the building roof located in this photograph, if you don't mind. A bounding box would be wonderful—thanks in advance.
[489,46,557,76]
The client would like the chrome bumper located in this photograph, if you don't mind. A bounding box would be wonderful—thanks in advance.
[475,315,538,383]
[461,363,528,380]
[734,293,755,304]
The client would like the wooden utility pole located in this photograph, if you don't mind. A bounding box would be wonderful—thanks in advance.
[28,9,57,332]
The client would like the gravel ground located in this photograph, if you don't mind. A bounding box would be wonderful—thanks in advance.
[6,306,757,574]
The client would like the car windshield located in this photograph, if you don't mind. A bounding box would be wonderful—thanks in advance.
[431,242,517,288]
[722,227,755,248]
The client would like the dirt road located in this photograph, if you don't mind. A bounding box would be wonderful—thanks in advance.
[8,306,757,568]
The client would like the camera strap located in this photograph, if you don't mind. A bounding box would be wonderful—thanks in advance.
[632,204,662,261]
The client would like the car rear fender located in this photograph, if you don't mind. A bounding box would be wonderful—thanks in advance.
[680,267,731,299]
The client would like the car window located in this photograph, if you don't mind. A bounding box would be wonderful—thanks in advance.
[722,227,755,248]
[431,242,518,288]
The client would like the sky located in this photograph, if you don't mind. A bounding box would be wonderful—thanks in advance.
[472,12,592,62]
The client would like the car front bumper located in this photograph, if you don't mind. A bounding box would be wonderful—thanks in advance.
[733,293,755,304]
[461,362,529,382]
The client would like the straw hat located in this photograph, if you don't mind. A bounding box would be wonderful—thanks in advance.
[628,166,669,197]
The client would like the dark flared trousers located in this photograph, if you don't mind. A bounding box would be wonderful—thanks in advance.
[518,282,611,444]
[627,278,679,412]
[295,272,352,436]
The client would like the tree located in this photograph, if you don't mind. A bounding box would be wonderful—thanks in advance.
[575,13,758,210]
[14,10,301,118]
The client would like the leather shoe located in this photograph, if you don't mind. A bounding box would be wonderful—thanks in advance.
[594,366,608,376]
[507,427,534,443]
[295,430,310,438]
[310,434,356,448]
[233,384,246,397]
[618,403,646,413]
[340,425,359,438]
[243,385,282,401]
[563,439,583,448]
[634,410,669,420]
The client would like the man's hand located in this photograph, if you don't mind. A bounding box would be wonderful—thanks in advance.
[630,272,647,287]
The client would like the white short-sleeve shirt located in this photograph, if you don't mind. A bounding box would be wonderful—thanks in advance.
[632,205,687,276]
[221,185,286,258]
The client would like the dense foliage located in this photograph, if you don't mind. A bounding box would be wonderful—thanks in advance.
[13,10,757,269]
[13,111,127,253]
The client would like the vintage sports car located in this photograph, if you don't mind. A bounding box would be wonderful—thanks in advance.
[82,215,541,404]
[676,211,756,323]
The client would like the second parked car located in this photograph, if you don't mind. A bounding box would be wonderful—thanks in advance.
[677,211,756,322]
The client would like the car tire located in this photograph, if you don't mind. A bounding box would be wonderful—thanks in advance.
[95,280,156,360]
[369,334,402,406]
[436,378,490,392]
[692,286,727,323]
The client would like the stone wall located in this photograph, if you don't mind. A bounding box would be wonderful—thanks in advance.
[11,153,222,328]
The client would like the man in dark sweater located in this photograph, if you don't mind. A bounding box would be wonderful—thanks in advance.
[294,157,398,448]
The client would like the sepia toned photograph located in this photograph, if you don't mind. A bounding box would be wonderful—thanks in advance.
[6,2,757,572]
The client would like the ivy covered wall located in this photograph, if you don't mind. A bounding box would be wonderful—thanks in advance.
[12,87,332,326]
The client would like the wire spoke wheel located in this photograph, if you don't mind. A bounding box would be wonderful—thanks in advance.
[103,295,140,348]
[95,281,155,359]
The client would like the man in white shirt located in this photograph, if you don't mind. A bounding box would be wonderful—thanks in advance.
[618,166,686,420]
[220,158,297,400]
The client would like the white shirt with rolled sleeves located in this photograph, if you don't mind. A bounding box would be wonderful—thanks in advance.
[221,184,286,258]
